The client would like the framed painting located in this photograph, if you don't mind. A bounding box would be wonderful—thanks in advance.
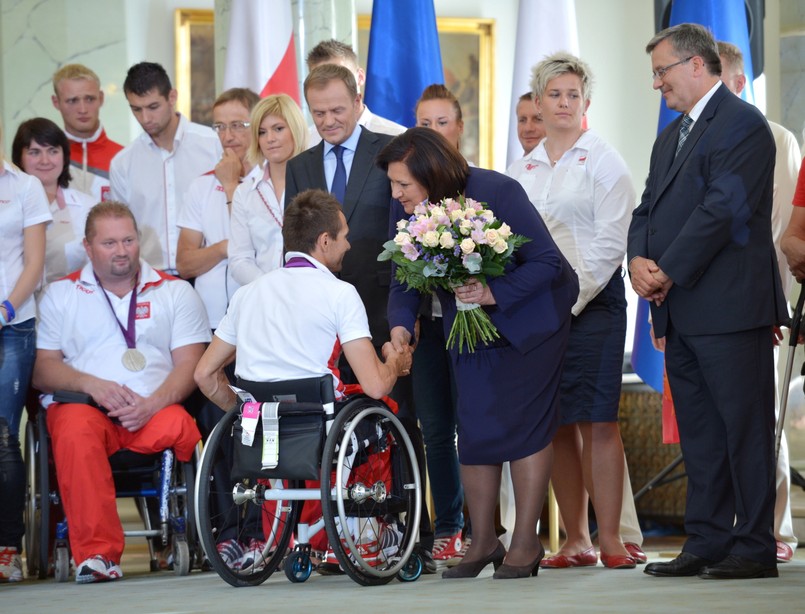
[357,16,495,168]
[175,9,215,125]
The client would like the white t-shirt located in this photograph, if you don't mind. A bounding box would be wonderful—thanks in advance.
[215,251,370,396]
[227,171,285,286]
[0,162,52,322]
[109,114,223,271]
[37,260,211,398]
[507,130,635,315]
[177,165,260,327]
[44,187,95,284]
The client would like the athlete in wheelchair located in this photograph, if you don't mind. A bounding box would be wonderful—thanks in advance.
[194,190,423,586]
[31,202,210,583]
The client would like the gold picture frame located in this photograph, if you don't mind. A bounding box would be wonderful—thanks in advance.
[175,9,215,125]
[357,15,495,168]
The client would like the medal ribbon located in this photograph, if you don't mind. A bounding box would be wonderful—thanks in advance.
[284,256,317,269]
[94,273,139,349]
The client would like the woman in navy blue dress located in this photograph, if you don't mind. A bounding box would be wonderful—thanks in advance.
[380,128,578,579]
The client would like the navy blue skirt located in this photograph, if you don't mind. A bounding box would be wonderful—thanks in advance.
[559,271,627,424]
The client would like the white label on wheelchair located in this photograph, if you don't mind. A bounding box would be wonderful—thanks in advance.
[261,402,281,469]
[240,401,261,447]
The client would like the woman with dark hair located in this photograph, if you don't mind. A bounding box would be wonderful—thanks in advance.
[0,117,50,583]
[379,127,578,580]
[13,117,95,282]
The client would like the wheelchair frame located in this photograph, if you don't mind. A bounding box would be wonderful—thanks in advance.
[194,375,423,587]
[23,406,197,581]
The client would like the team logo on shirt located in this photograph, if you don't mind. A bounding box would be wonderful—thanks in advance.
[136,302,151,319]
[525,163,538,171]
[100,186,111,202]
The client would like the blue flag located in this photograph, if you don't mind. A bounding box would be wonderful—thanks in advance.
[364,0,444,128]
[657,0,755,131]
[632,0,754,393]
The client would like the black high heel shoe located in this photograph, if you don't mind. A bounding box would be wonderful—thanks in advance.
[442,541,506,579]
[492,544,545,579]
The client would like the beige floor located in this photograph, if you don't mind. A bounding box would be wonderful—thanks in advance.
[3,526,805,613]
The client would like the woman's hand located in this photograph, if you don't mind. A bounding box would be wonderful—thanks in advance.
[455,277,496,306]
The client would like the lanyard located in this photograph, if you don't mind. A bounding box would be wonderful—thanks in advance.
[95,273,139,349]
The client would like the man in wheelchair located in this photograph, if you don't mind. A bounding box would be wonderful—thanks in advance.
[194,189,413,575]
[32,202,211,583]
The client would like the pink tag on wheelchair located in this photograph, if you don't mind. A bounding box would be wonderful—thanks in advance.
[241,402,261,447]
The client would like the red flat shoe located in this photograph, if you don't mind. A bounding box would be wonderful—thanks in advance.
[776,540,794,563]
[624,542,648,564]
[539,546,598,568]
[600,551,636,569]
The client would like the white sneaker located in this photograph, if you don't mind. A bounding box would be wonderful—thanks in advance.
[216,539,245,570]
[237,539,268,571]
[75,555,122,584]
[0,547,23,583]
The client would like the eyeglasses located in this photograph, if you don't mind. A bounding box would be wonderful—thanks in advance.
[651,56,693,81]
[212,121,251,134]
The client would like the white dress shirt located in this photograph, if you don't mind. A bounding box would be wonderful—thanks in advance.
[507,130,635,315]
[109,114,222,271]
[228,169,285,286]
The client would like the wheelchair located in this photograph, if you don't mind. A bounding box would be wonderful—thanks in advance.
[23,401,197,581]
[195,374,423,587]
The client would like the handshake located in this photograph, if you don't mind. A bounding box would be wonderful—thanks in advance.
[382,341,413,377]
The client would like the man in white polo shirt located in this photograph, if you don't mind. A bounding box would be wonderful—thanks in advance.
[33,202,210,584]
[110,62,222,273]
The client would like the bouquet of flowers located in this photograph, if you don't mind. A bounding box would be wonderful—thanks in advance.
[379,196,530,353]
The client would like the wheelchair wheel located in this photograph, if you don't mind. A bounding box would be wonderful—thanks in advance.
[169,453,197,573]
[320,397,421,586]
[196,408,301,587]
[172,537,191,576]
[23,418,45,579]
[54,545,70,582]
[283,548,313,583]
[24,411,56,580]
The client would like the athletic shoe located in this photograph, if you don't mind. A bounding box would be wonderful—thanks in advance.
[237,539,268,570]
[445,536,471,567]
[216,539,245,570]
[432,531,463,565]
[316,549,344,575]
[0,547,23,583]
[75,555,122,584]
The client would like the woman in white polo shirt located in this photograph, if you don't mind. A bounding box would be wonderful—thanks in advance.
[0,117,50,583]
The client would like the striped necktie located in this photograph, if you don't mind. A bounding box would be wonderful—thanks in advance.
[675,115,693,157]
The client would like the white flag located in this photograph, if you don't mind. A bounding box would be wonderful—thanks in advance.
[223,0,299,103]
[506,0,579,168]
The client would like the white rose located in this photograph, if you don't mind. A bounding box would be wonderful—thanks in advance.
[485,229,500,245]
[422,230,440,247]
[492,239,508,254]
[396,219,408,231]
[430,206,446,218]
[450,208,465,222]
[459,219,473,235]
[498,223,512,239]
[439,231,455,249]
[393,232,411,246]
[460,238,476,255]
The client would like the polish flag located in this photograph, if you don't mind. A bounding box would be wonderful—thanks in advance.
[506,0,579,168]
[223,0,300,104]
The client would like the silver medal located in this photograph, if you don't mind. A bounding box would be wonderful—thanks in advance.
[122,348,147,372]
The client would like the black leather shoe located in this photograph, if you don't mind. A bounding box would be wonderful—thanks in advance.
[698,555,778,580]
[415,546,437,575]
[644,552,711,577]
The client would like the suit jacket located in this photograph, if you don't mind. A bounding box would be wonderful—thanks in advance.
[387,167,579,355]
[627,83,788,338]
[286,127,394,345]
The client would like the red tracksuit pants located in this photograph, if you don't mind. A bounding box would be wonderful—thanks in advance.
[46,403,201,565]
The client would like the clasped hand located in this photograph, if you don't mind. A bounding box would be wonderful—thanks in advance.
[629,257,673,306]
[455,277,496,306]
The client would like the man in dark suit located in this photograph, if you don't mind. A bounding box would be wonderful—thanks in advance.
[285,63,435,573]
[627,23,787,580]
[286,64,394,348]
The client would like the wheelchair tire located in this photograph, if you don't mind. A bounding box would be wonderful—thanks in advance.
[24,418,43,579]
[54,545,70,582]
[195,408,301,587]
[397,551,423,582]
[283,549,312,583]
[320,398,421,586]
[173,537,191,576]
